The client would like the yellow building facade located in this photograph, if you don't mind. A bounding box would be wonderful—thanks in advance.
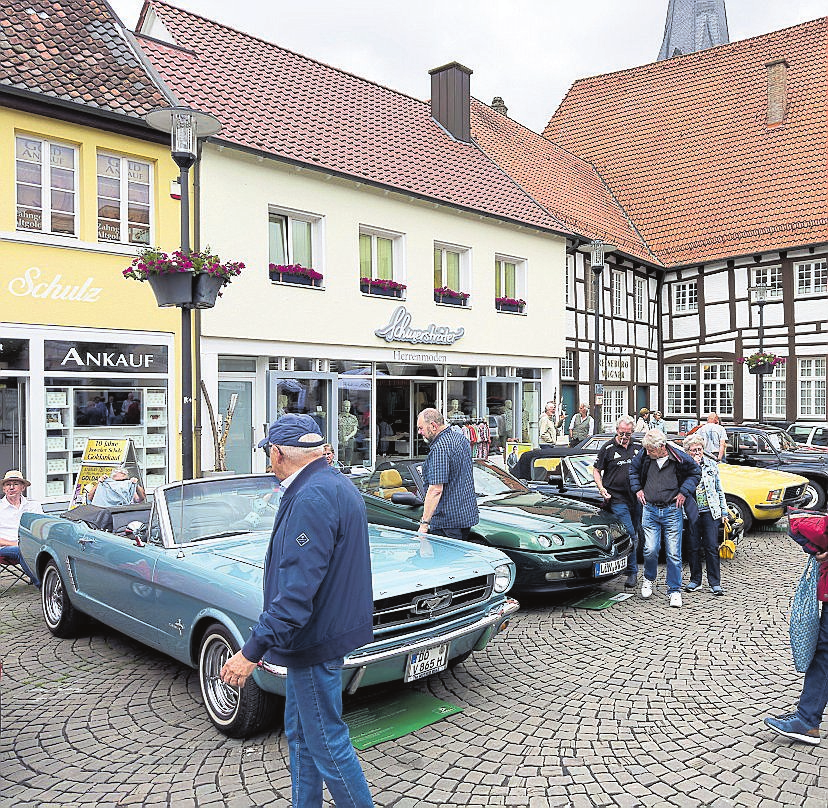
[0,108,185,500]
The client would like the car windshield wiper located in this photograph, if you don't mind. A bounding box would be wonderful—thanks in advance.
[189,530,251,542]
[477,490,531,501]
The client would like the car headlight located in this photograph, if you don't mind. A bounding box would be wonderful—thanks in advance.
[536,534,553,549]
[493,563,514,593]
[766,488,783,503]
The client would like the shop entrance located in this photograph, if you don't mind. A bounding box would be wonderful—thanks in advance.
[480,377,521,456]
[376,379,441,459]
[0,378,26,474]
[217,378,254,474]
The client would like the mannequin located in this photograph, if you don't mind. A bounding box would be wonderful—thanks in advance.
[447,398,466,423]
[312,404,326,433]
[522,405,531,443]
[338,399,358,464]
[503,400,514,439]
[277,394,288,417]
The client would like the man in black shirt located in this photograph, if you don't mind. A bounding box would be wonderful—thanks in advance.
[593,415,641,588]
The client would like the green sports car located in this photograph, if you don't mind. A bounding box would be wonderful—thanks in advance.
[353,459,633,593]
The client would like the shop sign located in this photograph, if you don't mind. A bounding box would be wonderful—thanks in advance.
[7,267,102,303]
[600,356,630,381]
[0,338,30,370]
[375,306,464,346]
[392,349,447,364]
[45,340,168,374]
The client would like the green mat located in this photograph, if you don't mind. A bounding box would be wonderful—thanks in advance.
[344,690,463,750]
[570,591,633,610]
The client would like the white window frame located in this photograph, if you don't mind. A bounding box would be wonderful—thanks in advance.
[702,363,734,416]
[602,387,626,432]
[561,350,575,379]
[268,205,324,279]
[494,253,527,304]
[753,266,783,299]
[763,364,786,419]
[433,241,471,298]
[634,277,646,321]
[96,152,153,246]
[358,225,404,284]
[799,358,827,417]
[612,270,624,316]
[795,260,828,297]
[666,364,697,416]
[15,134,78,237]
[673,280,698,313]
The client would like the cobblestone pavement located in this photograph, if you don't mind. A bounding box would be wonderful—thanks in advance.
[2,528,827,807]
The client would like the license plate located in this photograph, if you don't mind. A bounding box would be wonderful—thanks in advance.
[405,643,449,682]
[594,555,628,577]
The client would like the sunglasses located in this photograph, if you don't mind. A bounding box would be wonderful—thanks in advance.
[261,443,285,457]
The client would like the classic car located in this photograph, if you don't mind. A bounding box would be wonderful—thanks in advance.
[352,458,633,593]
[18,474,518,739]
[531,433,809,532]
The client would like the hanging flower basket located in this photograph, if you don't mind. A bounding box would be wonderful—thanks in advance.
[495,296,526,313]
[434,286,469,306]
[146,272,193,307]
[360,277,406,298]
[739,352,785,375]
[269,264,323,286]
[192,273,225,309]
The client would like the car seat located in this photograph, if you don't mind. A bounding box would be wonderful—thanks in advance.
[533,457,561,481]
[377,469,407,498]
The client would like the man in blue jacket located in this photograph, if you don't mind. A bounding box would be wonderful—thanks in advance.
[221,414,374,807]
[630,429,700,609]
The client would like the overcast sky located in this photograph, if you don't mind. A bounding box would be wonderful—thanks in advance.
[109,0,825,132]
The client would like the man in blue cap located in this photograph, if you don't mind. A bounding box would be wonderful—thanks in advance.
[221,414,374,807]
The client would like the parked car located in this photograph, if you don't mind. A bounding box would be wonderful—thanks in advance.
[352,458,633,593]
[524,435,809,532]
[19,474,518,738]
[787,422,828,449]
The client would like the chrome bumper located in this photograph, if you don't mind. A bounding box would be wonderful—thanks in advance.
[756,494,807,511]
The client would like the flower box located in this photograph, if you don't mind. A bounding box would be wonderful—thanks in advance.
[434,287,469,306]
[269,264,323,286]
[748,361,775,375]
[191,273,225,308]
[739,352,785,374]
[147,272,193,307]
[360,278,405,298]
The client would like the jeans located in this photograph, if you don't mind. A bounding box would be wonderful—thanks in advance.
[797,603,828,729]
[430,526,471,541]
[641,503,683,594]
[0,544,38,584]
[284,659,374,808]
[610,501,639,576]
[687,510,721,588]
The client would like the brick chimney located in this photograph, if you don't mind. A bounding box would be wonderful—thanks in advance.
[429,62,473,143]
[766,59,788,125]
[491,96,508,116]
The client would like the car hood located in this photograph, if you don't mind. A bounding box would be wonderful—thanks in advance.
[719,464,808,486]
[180,524,510,598]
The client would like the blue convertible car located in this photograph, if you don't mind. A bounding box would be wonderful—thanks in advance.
[18,474,518,738]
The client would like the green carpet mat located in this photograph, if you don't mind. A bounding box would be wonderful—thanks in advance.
[570,591,633,610]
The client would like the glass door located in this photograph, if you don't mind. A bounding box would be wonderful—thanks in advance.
[0,379,26,475]
[412,380,441,456]
[480,376,521,456]
[522,381,541,446]
[217,378,254,474]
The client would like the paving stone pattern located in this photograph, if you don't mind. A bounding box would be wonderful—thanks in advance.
[2,530,827,807]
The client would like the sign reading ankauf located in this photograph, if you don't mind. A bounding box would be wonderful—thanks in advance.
[45,340,168,373]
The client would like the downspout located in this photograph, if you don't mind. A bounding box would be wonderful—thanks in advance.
[193,140,204,476]
[656,271,664,414]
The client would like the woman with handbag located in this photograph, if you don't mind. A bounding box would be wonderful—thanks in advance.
[681,435,726,595]
[764,512,828,745]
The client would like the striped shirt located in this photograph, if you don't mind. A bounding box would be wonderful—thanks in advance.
[422,427,479,530]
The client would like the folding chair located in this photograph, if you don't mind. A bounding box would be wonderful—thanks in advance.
[0,554,34,594]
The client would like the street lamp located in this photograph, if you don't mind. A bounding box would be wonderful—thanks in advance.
[144,107,221,480]
[748,284,769,422]
[578,239,616,431]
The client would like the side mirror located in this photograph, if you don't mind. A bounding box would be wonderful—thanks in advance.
[390,492,423,507]
[547,471,564,491]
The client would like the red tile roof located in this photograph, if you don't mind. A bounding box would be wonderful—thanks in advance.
[543,18,828,266]
[0,0,167,118]
[134,1,568,235]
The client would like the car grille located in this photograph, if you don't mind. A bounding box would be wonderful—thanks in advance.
[551,533,632,563]
[783,484,807,502]
[372,574,492,636]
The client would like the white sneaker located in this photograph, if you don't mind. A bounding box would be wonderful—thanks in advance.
[670,592,682,608]
[641,579,653,598]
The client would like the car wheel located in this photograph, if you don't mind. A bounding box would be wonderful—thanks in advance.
[801,480,826,510]
[41,560,84,638]
[198,623,278,738]
[725,497,753,534]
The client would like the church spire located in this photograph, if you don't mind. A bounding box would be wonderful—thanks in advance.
[658,0,729,61]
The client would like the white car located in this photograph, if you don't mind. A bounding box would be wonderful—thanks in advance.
[788,422,828,449]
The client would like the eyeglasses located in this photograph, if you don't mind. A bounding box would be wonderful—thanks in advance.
[261,443,285,457]
[616,431,632,438]
[687,446,704,454]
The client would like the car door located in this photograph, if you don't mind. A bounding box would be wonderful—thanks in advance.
[361,464,423,530]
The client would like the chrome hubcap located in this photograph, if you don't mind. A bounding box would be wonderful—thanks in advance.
[201,637,238,719]
[43,569,63,626]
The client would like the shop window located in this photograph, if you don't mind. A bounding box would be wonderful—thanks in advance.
[433,242,470,299]
[799,358,827,417]
[673,280,698,313]
[702,363,734,416]
[796,260,828,297]
[268,207,322,282]
[666,364,697,415]
[96,153,152,245]
[753,266,783,299]
[15,135,77,236]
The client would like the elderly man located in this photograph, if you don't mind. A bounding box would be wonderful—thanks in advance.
[0,469,43,584]
[220,414,374,807]
[630,430,701,608]
[416,407,478,541]
[697,412,728,460]
[538,400,563,447]
[88,466,145,507]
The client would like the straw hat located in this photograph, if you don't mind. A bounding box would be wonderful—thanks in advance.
[2,469,31,487]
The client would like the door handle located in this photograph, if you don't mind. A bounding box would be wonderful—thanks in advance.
[78,536,96,547]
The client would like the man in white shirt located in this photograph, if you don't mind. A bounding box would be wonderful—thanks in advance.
[697,412,728,460]
[0,469,43,584]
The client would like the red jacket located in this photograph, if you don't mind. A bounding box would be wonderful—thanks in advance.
[789,510,828,602]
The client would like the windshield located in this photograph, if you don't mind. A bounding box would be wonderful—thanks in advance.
[163,475,280,545]
[766,430,799,452]
[472,462,529,497]
[567,456,597,486]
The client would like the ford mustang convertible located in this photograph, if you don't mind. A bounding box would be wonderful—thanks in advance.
[18,474,518,738]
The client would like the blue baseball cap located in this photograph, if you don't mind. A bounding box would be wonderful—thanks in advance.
[258,413,326,448]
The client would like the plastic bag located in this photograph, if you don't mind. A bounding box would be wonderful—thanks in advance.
[790,555,820,673]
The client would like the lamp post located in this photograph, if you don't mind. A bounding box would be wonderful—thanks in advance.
[144,107,221,480]
[748,284,769,422]
[578,239,616,431]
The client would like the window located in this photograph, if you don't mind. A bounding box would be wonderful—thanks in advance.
[612,270,624,316]
[799,358,826,417]
[433,243,470,295]
[494,254,526,303]
[15,135,77,236]
[269,209,318,270]
[360,233,393,280]
[565,254,573,305]
[673,280,698,313]
[702,363,733,416]
[666,364,697,415]
[96,153,152,245]
[635,277,646,321]
[602,387,626,432]
[753,266,783,298]
[763,364,786,419]
[561,350,574,379]
[796,261,828,297]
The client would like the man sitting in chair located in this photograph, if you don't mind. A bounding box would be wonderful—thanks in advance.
[88,466,146,507]
[0,469,43,584]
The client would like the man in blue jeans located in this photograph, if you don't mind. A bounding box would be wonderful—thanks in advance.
[221,414,374,807]
[630,430,700,609]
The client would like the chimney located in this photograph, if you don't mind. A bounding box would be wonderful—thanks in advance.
[491,96,508,117]
[429,62,473,143]
[766,59,788,125]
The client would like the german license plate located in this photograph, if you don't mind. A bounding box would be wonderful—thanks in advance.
[405,643,449,682]
[594,555,628,577]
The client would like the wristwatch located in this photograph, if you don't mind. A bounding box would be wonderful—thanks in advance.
[419,519,430,525]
